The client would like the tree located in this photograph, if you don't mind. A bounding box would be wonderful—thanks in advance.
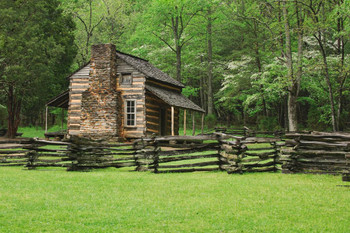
[0,0,76,138]
[140,0,201,82]
[281,1,304,131]
[302,0,348,131]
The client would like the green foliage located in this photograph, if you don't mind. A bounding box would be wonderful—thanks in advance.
[205,114,217,130]
[0,0,76,128]
[257,116,280,131]
[2,0,350,131]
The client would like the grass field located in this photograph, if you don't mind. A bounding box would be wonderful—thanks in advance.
[17,126,214,139]
[18,125,65,139]
[0,167,349,232]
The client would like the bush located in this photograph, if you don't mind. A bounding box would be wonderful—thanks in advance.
[307,107,330,131]
[205,114,217,130]
[257,116,279,131]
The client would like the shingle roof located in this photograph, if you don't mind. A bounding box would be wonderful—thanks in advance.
[145,85,205,112]
[116,50,185,88]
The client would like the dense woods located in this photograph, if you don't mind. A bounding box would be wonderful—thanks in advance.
[1,0,350,137]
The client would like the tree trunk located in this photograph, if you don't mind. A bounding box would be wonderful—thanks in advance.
[200,75,204,109]
[207,8,214,115]
[253,20,267,117]
[282,2,298,132]
[315,33,337,132]
[6,86,21,138]
[336,10,345,130]
[175,45,182,82]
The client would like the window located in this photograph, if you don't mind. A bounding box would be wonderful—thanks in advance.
[126,100,136,126]
[120,73,132,85]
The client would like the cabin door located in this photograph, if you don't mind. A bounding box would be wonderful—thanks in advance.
[160,108,166,136]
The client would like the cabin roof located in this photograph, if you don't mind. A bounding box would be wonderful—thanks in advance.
[116,50,185,88]
[145,85,205,112]
[66,62,90,80]
[46,90,69,109]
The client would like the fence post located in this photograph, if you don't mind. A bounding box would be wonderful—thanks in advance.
[236,139,245,174]
[152,139,159,173]
[343,153,350,182]
[25,150,38,170]
[134,138,157,172]
[281,136,299,174]
[66,136,106,171]
[222,138,245,174]
[24,139,39,170]
[271,142,278,172]
[217,134,224,171]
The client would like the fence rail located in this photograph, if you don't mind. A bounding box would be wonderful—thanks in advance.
[2,131,349,180]
[281,132,350,175]
[1,134,282,174]
[132,134,281,174]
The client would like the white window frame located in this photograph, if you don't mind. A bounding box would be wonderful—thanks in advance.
[125,99,137,127]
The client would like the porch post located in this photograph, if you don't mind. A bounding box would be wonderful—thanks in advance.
[45,106,48,133]
[171,106,174,136]
[192,111,195,136]
[183,109,187,136]
[201,113,204,135]
[61,108,64,130]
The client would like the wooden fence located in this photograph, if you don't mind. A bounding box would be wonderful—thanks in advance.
[133,134,282,173]
[0,137,136,171]
[220,137,282,173]
[281,132,350,175]
[133,135,222,173]
[2,132,350,181]
[0,134,282,174]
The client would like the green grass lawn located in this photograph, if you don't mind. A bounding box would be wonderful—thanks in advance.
[18,125,213,139]
[18,125,65,139]
[0,167,349,232]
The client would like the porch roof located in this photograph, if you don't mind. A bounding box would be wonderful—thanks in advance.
[145,85,205,113]
[46,90,69,109]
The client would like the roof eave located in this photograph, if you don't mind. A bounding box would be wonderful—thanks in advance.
[146,76,185,89]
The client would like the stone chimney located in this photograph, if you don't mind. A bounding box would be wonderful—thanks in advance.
[90,44,117,90]
[79,44,121,140]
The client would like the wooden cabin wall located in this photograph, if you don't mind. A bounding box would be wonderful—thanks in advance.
[145,92,179,136]
[116,58,146,138]
[145,93,161,135]
[145,80,181,136]
[67,64,91,136]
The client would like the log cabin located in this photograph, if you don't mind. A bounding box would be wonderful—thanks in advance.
[46,44,204,140]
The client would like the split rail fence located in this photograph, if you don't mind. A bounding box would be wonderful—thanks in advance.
[281,132,350,179]
[0,134,282,173]
[1,131,350,181]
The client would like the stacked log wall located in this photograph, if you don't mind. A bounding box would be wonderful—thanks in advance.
[116,58,146,138]
[67,65,91,135]
[145,80,180,136]
[145,92,179,136]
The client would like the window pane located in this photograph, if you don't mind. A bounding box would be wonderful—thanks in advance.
[126,100,136,126]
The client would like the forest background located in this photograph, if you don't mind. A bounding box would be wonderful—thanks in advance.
[1,0,350,137]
